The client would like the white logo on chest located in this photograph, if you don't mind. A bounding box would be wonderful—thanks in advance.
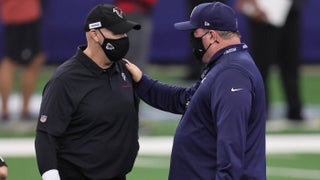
[231,87,243,92]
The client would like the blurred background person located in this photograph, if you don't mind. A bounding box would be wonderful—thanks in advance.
[115,0,157,72]
[236,0,307,122]
[0,0,45,122]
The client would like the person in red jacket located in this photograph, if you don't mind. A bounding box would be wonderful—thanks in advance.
[115,0,157,72]
[0,0,45,121]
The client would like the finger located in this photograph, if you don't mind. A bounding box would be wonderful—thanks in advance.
[121,58,129,65]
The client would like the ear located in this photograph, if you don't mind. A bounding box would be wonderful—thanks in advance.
[208,30,216,42]
[209,30,220,43]
[89,30,100,43]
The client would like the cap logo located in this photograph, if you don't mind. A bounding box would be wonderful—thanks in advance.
[204,21,210,26]
[113,7,124,18]
[89,22,102,29]
[105,43,115,50]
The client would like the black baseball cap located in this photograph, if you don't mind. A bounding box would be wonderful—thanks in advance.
[174,2,238,31]
[84,4,141,34]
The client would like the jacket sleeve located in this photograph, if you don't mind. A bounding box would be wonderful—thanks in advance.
[135,74,196,114]
[213,68,253,179]
[35,130,59,175]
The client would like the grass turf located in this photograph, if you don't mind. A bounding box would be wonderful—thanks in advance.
[10,64,320,105]
[2,64,320,179]
[4,154,320,180]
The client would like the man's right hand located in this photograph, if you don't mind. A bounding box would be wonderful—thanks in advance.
[122,59,143,83]
[0,166,7,180]
[0,156,7,180]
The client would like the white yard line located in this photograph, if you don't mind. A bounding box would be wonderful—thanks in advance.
[1,134,320,157]
[266,134,320,154]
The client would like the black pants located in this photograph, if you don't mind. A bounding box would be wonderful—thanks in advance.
[248,8,303,120]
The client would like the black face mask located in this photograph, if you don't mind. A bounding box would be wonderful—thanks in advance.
[189,31,210,61]
[99,30,129,62]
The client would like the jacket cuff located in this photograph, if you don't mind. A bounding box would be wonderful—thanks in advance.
[42,169,60,180]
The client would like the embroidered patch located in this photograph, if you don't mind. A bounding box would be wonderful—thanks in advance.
[89,22,102,29]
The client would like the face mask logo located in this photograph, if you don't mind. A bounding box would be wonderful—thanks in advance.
[105,43,115,50]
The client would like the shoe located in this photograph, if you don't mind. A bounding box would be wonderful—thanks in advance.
[287,108,304,121]
[287,113,304,121]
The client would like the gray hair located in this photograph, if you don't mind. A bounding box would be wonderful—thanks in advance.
[216,30,241,39]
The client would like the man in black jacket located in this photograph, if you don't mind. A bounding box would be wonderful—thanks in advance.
[35,4,141,180]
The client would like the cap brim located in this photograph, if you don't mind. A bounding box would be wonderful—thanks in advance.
[110,20,141,34]
[174,21,197,30]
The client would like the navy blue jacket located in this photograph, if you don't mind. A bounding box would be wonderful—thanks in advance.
[136,44,266,179]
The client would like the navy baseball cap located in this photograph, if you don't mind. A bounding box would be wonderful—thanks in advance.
[174,2,238,31]
[84,4,141,34]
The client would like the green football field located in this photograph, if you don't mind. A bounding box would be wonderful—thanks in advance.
[2,64,320,179]
[4,154,320,180]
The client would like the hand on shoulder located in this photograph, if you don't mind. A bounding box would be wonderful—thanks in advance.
[122,59,143,82]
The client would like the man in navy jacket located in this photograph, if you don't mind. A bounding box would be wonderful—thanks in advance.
[125,2,266,179]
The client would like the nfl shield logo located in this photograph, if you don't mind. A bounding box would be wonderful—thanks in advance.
[40,115,47,123]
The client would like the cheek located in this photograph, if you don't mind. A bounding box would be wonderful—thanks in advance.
[204,35,214,46]
[203,40,209,47]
